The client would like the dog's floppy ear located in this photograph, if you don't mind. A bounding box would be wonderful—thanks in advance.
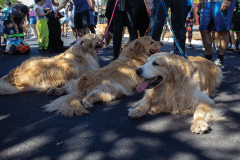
[130,40,145,54]
[80,39,93,50]
[168,57,189,84]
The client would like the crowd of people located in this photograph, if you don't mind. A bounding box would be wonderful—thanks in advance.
[0,0,239,69]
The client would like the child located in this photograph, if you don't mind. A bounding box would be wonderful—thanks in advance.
[29,3,38,39]
[34,0,51,54]
[61,8,68,36]
[3,20,16,53]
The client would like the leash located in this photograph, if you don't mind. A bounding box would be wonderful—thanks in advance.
[96,0,118,53]
[149,0,188,59]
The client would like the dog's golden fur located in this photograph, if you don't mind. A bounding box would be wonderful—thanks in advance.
[23,25,30,36]
[0,33,102,95]
[128,53,224,134]
[103,26,127,48]
[44,36,163,117]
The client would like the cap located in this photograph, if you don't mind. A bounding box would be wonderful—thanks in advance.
[4,19,14,26]
[20,6,29,15]
[6,1,11,6]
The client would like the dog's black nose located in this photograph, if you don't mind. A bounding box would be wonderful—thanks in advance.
[136,68,143,75]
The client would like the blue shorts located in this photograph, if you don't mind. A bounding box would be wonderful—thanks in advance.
[29,17,37,24]
[61,17,69,24]
[199,1,236,31]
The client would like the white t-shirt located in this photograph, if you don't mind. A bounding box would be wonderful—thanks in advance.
[34,5,46,19]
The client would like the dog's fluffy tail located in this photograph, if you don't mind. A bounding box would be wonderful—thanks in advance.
[0,69,22,95]
[43,93,89,117]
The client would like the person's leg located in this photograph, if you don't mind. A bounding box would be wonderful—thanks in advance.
[212,1,235,68]
[43,19,49,51]
[237,32,240,49]
[171,0,188,56]
[76,28,84,37]
[33,24,37,37]
[112,6,125,59]
[215,31,220,49]
[229,30,235,47]
[126,6,141,42]
[83,27,90,35]
[36,19,44,51]
[218,30,230,56]
[149,0,170,41]
[211,31,215,48]
[201,30,212,56]
[72,27,78,41]
[89,25,95,33]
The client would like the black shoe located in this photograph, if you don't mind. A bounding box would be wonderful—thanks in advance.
[44,49,51,53]
[187,44,194,49]
[39,49,44,54]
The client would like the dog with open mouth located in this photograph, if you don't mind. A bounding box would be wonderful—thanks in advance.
[44,36,163,117]
[0,33,103,95]
[128,53,224,134]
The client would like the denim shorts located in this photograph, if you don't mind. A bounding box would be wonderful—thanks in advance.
[199,1,236,31]
[29,17,37,25]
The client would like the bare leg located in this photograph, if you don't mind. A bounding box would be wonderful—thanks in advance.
[211,31,215,48]
[200,30,212,56]
[77,28,84,37]
[72,27,78,41]
[215,31,220,47]
[64,23,67,35]
[218,30,230,56]
[230,30,235,45]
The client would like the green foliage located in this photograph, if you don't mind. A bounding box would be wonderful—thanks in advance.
[0,0,22,8]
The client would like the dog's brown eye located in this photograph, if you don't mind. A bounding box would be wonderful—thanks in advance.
[150,41,153,44]
[152,62,159,66]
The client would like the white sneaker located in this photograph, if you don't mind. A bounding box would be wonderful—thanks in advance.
[169,51,174,54]
[30,36,37,39]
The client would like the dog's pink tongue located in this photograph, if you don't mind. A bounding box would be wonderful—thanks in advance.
[136,80,151,93]
[156,49,161,53]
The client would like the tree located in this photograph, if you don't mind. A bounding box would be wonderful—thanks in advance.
[0,0,22,8]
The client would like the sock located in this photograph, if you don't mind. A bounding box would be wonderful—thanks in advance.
[228,44,232,47]
[232,44,235,47]
[212,44,214,48]
[218,54,224,62]
[205,54,212,60]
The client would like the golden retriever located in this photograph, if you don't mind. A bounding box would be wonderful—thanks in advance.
[43,36,163,117]
[0,33,102,95]
[128,53,224,134]
[23,25,30,36]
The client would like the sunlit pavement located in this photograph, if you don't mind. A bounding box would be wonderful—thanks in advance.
[0,34,240,160]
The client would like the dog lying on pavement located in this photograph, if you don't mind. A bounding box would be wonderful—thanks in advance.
[128,53,224,134]
[0,33,102,95]
[44,36,163,117]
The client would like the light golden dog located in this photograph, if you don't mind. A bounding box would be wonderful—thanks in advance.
[0,33,102,95]
[128,53,224,134]
[23,25,30,36]
[44,36,163,117]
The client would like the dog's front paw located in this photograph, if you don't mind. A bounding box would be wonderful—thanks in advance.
[128,108,146,119]
[82,98,93,110]
[47,89,56,96]
[191,119,209,134]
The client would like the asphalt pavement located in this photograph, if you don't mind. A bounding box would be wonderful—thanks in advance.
[0,34,240,160]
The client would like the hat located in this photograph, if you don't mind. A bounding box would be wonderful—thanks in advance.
[20,6,29,15]
[6,1,11,6]
[4,20,14,26]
